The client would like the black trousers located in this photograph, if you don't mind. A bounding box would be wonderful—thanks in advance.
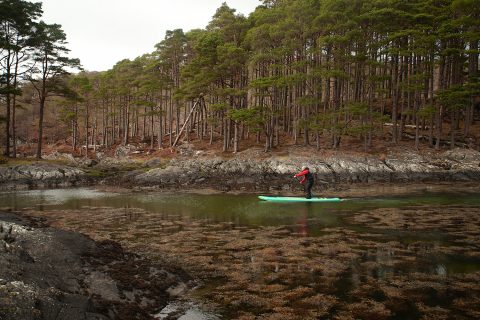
[304,180,313,199]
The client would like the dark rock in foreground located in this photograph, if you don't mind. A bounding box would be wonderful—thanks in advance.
[0,212,190,320]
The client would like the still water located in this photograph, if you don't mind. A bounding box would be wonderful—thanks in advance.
[2,187,479,229]
[1,187,480,319]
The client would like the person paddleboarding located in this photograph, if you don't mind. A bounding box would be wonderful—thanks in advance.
[294,166,314,199]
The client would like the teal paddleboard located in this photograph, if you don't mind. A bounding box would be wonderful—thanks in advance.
[258,196,342,202]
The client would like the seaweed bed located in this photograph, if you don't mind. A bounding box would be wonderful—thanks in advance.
[15,200,480,319]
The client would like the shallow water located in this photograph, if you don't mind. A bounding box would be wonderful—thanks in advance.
[1,189,479,238]
[1,187,480,319]
[2,188,479,229]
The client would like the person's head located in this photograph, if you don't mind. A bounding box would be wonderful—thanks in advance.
[302,166,309,171]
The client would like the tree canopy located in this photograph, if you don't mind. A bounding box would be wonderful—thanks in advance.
[2,0,479,157]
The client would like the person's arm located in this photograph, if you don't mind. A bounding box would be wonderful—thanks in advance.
[294,169,309,184]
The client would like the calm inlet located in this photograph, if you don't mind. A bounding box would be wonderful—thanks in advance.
[1,187,480,319]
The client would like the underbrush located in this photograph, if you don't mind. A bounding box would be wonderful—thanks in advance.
[0,157,70,167]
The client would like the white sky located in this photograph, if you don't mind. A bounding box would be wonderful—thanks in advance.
[37,0,260,72]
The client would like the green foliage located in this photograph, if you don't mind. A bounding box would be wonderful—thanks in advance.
[216,87,247,98]
[229,107,261,123]
[437,85,475,110]
[229,107,264,132]
[7,0,475,153]
[400,73,427,92]
[132,99,156,108]
[0,87,22,95]
[277,73,308,87]
[210,102,228,111]
[249,77,279,90]
[345,123,374,136]
[417,104,437,119]
[298,95,320,107]
[345,102,369,116]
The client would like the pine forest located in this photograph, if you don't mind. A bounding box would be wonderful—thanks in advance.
[1,0,479,158]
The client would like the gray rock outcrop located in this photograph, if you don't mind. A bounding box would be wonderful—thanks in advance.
[3,148,479,192]
[133,148,480,191]
[0,163,87,190]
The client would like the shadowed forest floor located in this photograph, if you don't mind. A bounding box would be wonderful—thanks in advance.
[4,119,480,163]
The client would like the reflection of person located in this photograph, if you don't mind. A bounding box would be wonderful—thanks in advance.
[294,166,314,199]
[296,205,309,236]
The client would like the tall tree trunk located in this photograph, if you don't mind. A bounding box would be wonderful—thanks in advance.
[392,54,399,144]
[450,110,455,149]
[102,99,107,147]
[11,51,22,158]
[168,93,173,146]
[4,50,11,157]
[73,105,78,151]
[11,93,17,158]
[150,105,155,149]
[427,54,434,147]
[233,121,239,153]
[466,40,479,136]
[85,100,89,156]
[36,97,46,159]
[435,51,447,150]
[93,103,98,153]
[123,97,130,146]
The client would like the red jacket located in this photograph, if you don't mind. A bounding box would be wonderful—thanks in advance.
[294,169,310,184]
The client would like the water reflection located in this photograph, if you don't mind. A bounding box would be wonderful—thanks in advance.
[1,189,344,231]
[293,204,309,237]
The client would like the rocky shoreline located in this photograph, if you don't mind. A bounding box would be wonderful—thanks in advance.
[132,148,480,192]
[1,148,480,192]
[0,163,90,190]
[0,211,192,320]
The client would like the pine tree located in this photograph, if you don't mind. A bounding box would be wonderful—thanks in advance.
[0,0,42,157]
[28,21,81,158]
